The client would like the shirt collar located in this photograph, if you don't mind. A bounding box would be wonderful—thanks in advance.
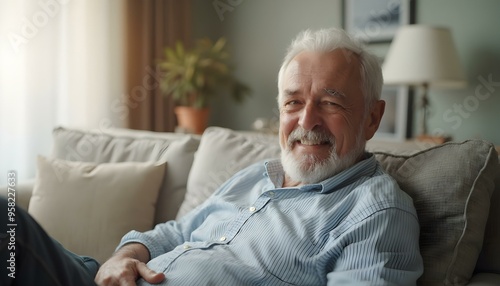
[264,153,377,193]
[264,160,285,188]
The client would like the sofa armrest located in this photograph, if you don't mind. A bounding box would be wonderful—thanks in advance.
[1,178,35,211]
[467,273,500,286]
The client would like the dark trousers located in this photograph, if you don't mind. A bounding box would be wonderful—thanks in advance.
[0,197,99,286]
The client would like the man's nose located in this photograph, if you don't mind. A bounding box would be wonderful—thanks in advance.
[298,103,322,131]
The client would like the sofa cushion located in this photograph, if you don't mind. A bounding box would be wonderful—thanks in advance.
[374,140,498,285]
[475,163,500,274]
[176,127,281,218]
[177,128,499,283]
[51,126,200,224]
[28,156,165,263]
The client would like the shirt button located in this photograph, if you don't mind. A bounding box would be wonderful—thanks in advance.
[249,206,256,212]
[183,244,191,250]
[268,191,275,197]
[219,236,227,242]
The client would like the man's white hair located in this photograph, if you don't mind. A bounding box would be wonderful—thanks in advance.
[277,28,383,110]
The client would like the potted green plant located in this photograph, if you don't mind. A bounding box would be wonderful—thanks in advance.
[158,37,250,134]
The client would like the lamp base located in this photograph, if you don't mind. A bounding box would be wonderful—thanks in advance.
[416,134,451,144]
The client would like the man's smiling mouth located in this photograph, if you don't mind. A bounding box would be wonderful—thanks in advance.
[296,139,331,146]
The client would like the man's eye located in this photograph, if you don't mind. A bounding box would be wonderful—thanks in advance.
[283,100,302,111]
[321,101,344,111]
[322,101,339,106]
[285,100,300,106]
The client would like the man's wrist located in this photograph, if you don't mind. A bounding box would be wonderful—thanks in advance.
[114,242,150,263]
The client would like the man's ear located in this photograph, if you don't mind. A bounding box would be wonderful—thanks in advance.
[364,100,385,140]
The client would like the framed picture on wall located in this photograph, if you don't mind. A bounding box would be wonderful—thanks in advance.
[343,0,414,42]
[374,85,410,141]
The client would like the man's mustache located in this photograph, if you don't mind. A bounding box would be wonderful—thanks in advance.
[287,127,335,147]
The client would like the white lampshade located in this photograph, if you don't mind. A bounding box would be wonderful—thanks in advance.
[383,25,467,88]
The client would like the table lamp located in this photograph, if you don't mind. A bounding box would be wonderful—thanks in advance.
[383,25,467,143]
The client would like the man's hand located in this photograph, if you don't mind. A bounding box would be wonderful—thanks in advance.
[95,243,165,286]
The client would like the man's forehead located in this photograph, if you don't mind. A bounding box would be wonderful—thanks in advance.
[284,50,362,83]
[283,60,302,84]
[286,60,300,75]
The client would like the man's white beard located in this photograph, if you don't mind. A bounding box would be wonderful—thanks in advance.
[281,127,366,185]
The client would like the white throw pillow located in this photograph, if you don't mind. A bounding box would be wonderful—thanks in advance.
[28,156,166,263]
[51,126,201,225]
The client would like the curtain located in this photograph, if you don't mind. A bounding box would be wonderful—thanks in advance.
[125,0,192,132]
[0,0,126,185]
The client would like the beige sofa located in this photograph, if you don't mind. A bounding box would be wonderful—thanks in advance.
[7,126,500,286]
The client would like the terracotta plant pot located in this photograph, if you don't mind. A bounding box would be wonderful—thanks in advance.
[174,106,210,134]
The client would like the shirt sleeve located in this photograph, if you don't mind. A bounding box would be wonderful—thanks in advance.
[326,208,423,286]
[117,187,230,259]
[116,161,266,260]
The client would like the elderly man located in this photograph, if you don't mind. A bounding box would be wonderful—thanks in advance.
[95,28,423,285]
[1,28,423,286]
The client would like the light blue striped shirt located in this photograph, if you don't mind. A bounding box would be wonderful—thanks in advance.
[119,153,423,285]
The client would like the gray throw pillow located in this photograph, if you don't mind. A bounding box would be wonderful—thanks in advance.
[374,140,498,285]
